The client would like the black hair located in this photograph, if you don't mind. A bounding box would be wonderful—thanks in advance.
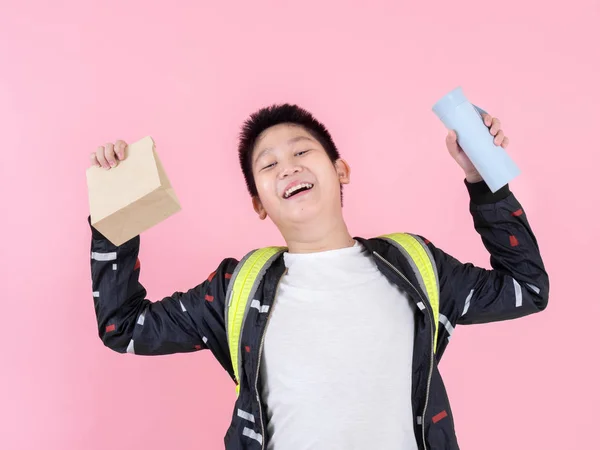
[237,103,342,200]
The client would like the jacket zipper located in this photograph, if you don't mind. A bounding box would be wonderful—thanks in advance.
[254,272,285,450]
[373,251,435,450]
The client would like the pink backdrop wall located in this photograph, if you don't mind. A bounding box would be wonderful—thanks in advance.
[1,1,598,449]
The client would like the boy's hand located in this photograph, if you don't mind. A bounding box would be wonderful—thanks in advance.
[90,140,128,169]
[445,113,509,183]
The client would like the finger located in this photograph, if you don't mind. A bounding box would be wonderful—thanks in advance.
[446,130,457,144]
[490,118,502,135]
[96,146,109,169]
[500,136,510,149]
[90,152,101,167]
[494,130,505,146]
[446,130,460,156]
[115,140,127,160]
[481,113,492,127]
[104,142,118,168]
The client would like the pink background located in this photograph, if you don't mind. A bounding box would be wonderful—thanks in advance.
[1,1,598,449]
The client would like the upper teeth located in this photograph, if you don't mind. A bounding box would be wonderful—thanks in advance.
[284,183,313,198]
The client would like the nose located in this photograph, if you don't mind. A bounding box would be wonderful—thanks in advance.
[278,162,303,179]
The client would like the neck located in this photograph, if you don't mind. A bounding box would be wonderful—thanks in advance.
[282,215,354,254]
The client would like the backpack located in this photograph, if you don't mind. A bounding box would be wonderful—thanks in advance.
[225,233,440,396]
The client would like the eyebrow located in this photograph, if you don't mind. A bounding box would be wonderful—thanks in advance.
[253,135,316,164]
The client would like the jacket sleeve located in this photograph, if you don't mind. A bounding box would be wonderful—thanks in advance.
[88,217,238,379]
[421,180,549,341]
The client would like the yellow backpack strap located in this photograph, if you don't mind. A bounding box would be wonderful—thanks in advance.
[379,233,441,351]
[225,246,286,395]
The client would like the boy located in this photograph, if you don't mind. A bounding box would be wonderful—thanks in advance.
[88,103,549,450]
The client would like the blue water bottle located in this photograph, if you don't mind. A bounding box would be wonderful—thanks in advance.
[432,87,520,192]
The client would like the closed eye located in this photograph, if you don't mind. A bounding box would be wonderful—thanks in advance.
[261,162,276,170]
[295,149,311,157]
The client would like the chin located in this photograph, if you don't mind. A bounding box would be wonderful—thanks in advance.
[285,201,327,224]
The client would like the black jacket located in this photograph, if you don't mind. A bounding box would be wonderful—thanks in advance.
[88,180,549,449]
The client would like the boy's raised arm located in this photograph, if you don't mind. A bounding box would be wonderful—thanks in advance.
[89,218,238,377]
[87,140,238,379]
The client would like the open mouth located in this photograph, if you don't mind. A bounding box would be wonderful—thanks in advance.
[283,183,314,199]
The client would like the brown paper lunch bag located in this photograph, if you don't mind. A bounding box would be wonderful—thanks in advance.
[86,136,181,246]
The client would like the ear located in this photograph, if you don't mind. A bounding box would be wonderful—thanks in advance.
[335,159,351,185]
[252,196,267,220]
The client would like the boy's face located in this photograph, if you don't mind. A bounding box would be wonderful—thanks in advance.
[251,123,350,227]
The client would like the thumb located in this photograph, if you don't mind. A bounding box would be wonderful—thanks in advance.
[446,130,460,156]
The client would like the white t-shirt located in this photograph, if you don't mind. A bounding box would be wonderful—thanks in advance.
[260,240,419,450]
